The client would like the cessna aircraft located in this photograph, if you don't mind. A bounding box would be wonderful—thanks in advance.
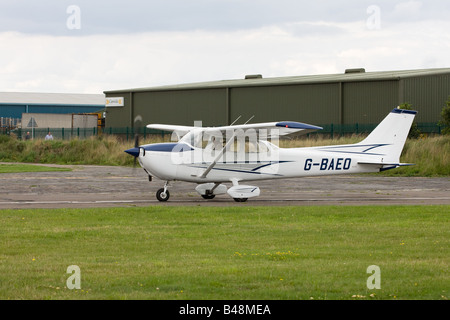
[125,108,416,202]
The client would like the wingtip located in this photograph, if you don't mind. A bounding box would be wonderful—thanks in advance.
[275,121,322,130]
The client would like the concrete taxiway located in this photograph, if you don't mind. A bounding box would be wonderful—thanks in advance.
[0,164,449,209]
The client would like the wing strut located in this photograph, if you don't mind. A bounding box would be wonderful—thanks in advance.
[199,132,236,179]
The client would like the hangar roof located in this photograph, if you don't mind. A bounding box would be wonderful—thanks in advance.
[0,92,105,106]
[104,68,450,94]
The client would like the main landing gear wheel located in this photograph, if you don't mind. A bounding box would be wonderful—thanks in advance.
[233,198,248,202]
[156,188,170,202]
[201,194,216,200]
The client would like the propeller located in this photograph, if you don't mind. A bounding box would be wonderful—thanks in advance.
[124,115,143,168]
[133,133,139,167]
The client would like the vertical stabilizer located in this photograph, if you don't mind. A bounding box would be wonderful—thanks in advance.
[357,108,417,163]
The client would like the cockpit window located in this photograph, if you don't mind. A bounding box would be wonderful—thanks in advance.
[181,132,273,153]
[179,129,204,148]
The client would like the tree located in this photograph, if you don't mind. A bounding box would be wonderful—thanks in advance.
[439,96,450,135]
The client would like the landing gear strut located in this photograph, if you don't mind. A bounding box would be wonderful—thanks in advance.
[202,183,220,200]
[156,181,170,202]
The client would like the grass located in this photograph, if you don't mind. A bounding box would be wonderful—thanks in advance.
[385,135,450,176]
[0,205,448,300]
[0,134,133,166]
[0,134,448,176]
[0,163,71,173]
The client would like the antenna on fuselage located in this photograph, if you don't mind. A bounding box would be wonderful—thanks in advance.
[229,115,242,126]
[244,115,255,124]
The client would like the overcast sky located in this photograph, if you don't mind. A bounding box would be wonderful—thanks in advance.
[1,0,449,93]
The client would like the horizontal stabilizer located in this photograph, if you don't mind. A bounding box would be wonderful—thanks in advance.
[358,161,415,167]
[358,161,415,172]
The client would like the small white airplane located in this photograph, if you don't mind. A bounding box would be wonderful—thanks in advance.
[125,108,416,202]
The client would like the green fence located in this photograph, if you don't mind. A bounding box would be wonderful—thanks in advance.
[15,127,100,140]
[4,122,448,141]
[10,127,172,141]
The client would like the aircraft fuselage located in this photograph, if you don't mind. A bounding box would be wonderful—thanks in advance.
[137,142,382,183]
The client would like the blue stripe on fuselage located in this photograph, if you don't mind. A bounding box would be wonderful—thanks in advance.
[142,143,194,152]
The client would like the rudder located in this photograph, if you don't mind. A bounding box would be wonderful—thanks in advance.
[358,108,417,163]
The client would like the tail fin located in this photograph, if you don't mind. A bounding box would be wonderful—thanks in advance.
[357,108,417,163]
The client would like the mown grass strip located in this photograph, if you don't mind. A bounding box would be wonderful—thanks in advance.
[0,205,448,300]
[0,163,71,173]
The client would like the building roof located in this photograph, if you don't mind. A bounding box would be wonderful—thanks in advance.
[104,68,450,94]
[0,92,105,106]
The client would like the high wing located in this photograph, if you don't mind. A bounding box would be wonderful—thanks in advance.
[147,121,322,140]
[204,121,322,137]
[146,124,194,135]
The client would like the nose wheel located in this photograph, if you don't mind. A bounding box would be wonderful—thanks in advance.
[156,188,170,201]
[156,182,170,202]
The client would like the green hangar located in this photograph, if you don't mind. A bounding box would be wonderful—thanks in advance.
[104,68,450,133]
